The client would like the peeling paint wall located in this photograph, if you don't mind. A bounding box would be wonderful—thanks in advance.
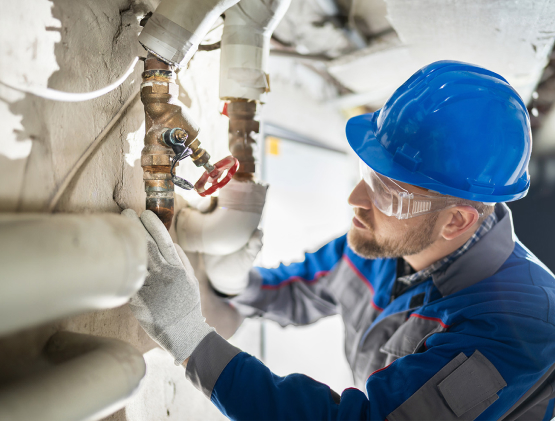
[0,1,231,419]
[386,0,555,103]
[1,0,148,214]
[328,0,555,109]
[0,1,351,420]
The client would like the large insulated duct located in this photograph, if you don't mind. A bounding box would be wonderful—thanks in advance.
[139,0,241,67]
[0,214,147,336]
[0,332,146,421]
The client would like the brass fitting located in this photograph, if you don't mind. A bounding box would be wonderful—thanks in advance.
[141,55,200,229]
[227,99,260,181]
[141,54,217,229]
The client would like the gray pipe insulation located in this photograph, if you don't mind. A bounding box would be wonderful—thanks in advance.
[0,332,146,421]
[139,0,241,66]
[0,213,147,337]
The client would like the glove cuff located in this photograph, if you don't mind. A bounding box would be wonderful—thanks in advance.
[156,304,215,365]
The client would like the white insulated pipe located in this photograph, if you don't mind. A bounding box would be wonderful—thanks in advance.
[0,331,146,421]
[139,0,240,67]
[0,213,147,336]
[219,0,292,102]
[176,179,267,256]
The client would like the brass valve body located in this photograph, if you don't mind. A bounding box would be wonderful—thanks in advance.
[140,55,201,229]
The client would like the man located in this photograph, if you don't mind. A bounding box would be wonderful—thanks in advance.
[124,61,555,420]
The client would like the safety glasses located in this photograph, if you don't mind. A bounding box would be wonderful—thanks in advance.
[359,160,464,219]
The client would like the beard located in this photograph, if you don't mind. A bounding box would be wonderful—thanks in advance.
[347,210,439,259]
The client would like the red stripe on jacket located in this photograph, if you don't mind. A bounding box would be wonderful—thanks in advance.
[342,255,383,311]
[261,270,330,290]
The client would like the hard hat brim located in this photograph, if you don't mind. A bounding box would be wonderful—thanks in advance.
[346,112,529,203]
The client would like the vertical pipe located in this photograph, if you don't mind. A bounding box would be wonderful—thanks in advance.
[141,55,224,226]
[141,55,176,229]
[227,100,260,181]
[219,0,291,181]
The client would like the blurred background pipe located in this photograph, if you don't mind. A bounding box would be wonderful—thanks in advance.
[0,332,146,421]
[220,0,291,103]
[0,214,147,337]
[221,0,291,181]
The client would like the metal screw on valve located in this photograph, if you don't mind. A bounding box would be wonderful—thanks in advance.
[161,127,238,196]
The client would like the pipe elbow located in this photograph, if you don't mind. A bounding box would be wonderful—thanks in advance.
[175,180,267,255]
[139,0,241,67]
[226,0,291,34]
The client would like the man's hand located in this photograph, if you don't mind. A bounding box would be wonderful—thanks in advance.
[122,209,214,365]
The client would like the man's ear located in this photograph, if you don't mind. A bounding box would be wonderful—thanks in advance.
[440,206,480,241]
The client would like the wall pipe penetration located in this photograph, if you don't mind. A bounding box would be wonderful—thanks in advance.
[0,332,146,421]
[0,214,147,337]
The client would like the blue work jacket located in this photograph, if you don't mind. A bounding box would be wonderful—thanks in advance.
[186,204,555,420]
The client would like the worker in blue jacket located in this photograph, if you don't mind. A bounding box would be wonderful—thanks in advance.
[123,60,555,420]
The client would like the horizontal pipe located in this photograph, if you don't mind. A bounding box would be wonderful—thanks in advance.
[269,49,332,62]
[0,214,147,336]
[0,332,146,421]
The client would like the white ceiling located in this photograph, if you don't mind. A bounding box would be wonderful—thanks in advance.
[273,0,555,109]
[329,0,555,108]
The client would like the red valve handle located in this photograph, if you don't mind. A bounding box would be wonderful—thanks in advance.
[194,156,239,197]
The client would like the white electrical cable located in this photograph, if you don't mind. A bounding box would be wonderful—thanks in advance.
[0,57,139,102]
[47,89,140,212]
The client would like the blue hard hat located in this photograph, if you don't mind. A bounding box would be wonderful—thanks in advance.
[346,60,532,203]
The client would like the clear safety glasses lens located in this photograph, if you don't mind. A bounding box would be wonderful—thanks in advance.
[359,160,459,219]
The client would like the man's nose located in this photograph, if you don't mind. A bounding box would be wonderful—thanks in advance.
[348,180,373,209]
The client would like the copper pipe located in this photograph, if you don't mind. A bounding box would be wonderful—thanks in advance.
[227,99,260,181]
[140,54,202,229]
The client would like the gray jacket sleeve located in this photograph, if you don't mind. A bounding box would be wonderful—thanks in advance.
[228,235,347,326]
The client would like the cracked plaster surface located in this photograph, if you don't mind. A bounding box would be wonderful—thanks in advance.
[0,1,229,420]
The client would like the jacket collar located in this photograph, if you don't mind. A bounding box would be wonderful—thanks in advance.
[432,203,516,297]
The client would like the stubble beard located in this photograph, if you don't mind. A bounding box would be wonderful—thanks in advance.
[347,211,439,259]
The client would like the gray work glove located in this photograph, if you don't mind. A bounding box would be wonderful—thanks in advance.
[122,209,214,365]
[204,229,264,295]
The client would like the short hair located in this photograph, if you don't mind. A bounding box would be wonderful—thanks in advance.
[420,186,495,223]
[455,199,495,223]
